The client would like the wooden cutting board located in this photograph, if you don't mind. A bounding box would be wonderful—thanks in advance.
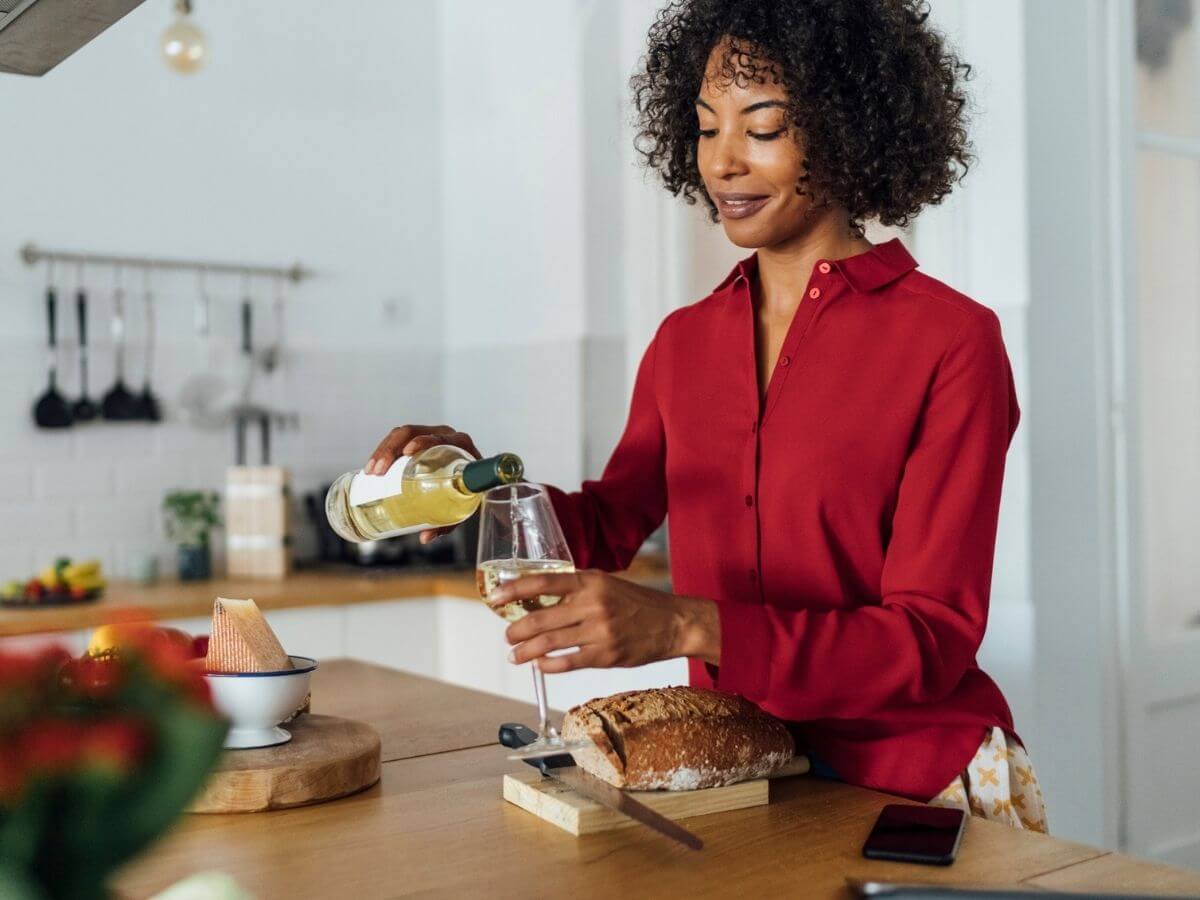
[503,756,810,836]
[190,714,381,813]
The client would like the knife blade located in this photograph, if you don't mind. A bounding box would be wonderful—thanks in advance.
[499,722,704,851]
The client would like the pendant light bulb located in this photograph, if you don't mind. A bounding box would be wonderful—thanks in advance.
[162,0,207,74]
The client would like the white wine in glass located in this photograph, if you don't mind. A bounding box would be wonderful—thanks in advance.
[476,558,575,622]
[476,483,590,761]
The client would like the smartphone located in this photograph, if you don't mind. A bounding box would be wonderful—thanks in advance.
[862,804,966,866]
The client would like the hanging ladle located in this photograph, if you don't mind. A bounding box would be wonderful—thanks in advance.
[135,270,162,421]
[72,264,98,423]
[101,268,142,421]
[32,262,74,429]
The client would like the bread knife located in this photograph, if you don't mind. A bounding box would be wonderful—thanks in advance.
[499,722,704,850]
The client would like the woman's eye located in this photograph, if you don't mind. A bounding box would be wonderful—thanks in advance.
[698,128,718,139]
[749,128,786,141]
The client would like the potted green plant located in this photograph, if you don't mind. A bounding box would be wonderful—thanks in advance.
[162,491,221,581]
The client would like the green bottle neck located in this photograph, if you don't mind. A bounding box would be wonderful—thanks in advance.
[460,453,524,494]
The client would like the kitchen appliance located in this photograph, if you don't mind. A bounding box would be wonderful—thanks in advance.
[0,0,147,76]
[304,484,474,570]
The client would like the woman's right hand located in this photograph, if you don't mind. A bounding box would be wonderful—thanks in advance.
[364,424,483,544]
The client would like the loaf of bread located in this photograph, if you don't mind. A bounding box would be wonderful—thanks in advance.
[561,686,794,790]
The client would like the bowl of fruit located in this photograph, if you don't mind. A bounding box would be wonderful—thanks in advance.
[1,557,106,607]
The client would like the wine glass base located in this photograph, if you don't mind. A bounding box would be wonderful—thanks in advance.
[506,737,592,761]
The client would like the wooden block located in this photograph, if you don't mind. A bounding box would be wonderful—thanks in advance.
[226,544,291,579]
[190,715,381,813]
[226,468,290,537]
[226,465,293,579]
[226,500,288,538]
[503,769,768,836]
[226,465,289,487]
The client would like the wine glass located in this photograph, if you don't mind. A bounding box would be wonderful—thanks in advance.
[476,483,589,760]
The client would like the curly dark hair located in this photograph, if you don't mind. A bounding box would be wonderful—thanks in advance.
[631,0,972,230]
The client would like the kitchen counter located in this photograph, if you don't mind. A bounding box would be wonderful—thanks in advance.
[0,556,671,637]
[116,660,1200,899]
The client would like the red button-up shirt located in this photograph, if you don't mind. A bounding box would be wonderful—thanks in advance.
[548,239,1020,801]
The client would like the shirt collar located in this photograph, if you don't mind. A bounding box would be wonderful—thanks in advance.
[715,238,918,296]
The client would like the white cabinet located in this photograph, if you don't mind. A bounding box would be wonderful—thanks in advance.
[261,607,345,664]
[434,594,688,708]
[344,598,440,679]
[7,595,689,716]
[0,630,88,654]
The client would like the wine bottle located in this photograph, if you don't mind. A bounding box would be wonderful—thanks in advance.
[325,445,523,542]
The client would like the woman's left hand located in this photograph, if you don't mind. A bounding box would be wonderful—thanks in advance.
[491,570,721,673]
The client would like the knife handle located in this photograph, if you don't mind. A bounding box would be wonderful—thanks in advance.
[497,723,574,774]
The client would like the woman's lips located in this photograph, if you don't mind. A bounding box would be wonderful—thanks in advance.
[714,193,770,220]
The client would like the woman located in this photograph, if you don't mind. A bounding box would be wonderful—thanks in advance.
[365,0,1046,831]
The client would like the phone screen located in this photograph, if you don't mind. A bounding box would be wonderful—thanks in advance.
[861,804,966,866]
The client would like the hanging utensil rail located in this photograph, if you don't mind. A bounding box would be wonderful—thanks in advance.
[19,243,312,284]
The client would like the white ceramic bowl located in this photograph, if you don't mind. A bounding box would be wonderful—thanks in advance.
[203,655,318,749]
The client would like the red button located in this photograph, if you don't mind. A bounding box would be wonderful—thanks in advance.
[744,495,754,507]
[749,570,757,582]
[779,356,790,367]
[818,262,832,274]
[808,287,821,299]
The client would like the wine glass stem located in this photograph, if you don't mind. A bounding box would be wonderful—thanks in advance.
[531,660,557,739]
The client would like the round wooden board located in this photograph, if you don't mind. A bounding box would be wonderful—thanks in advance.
[189,714,381,814]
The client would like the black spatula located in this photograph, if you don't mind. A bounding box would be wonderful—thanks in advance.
[72,286,98,422]
[32,287,73,429]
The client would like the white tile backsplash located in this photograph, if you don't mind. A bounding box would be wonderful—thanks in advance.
[0,337,443,581]
[345,599,441,679]
[75,502,156,540]
[0,463,34,502]
[33,461,115,499]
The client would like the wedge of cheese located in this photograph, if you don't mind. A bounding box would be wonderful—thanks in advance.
[205,597,291,673]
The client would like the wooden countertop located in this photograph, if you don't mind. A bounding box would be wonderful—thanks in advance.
[0,557,671,637]
[115,660,1200,899]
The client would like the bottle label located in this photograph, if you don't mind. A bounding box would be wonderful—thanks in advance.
[347,456,412,507]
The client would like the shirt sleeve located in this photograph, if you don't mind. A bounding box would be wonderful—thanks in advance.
[714,309,1020,720]
[545,329,669,572]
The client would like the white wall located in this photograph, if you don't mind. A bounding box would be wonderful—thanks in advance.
[436,0,690,708]
[437,0,587,490]
[0,1,444,578]
[1024,0,1124,850]
[917,1,1037,755]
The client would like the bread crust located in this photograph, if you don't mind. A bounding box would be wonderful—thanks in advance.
[562,686,794,790]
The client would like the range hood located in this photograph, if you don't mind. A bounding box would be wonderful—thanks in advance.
[0,0,147,76]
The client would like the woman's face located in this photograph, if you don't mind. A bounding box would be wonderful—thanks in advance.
[696,42,815,250]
